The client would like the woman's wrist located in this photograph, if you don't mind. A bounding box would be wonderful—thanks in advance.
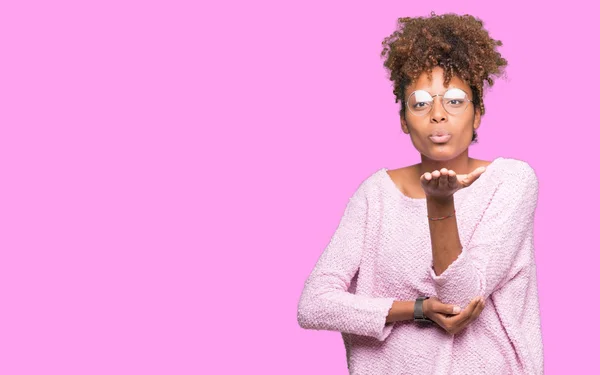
[385,300,417,323]
[423,298,431,318]
[426,194,455,214]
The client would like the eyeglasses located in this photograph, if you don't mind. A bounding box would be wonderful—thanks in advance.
[404,88,473,116]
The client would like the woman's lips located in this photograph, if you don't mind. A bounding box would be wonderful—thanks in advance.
[429,135,452,143]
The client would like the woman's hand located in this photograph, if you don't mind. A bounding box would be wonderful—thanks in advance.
[423,296,485,335]
[420,166,487,201]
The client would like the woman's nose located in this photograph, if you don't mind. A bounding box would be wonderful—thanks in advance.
[430,97,447,123]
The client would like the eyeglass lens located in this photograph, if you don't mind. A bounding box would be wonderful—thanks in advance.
[407,88,469,115]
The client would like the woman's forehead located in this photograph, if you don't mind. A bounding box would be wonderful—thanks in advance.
[408,69,470,93]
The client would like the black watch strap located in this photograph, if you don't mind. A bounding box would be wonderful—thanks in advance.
[414,297,433,323]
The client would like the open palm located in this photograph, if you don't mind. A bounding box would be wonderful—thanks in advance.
[420,166,487,200]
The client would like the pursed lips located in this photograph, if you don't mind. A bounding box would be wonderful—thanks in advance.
[430,130,451,137]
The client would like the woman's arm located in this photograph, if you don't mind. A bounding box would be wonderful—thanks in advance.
[297,181,396,341]
[426,196,461,276]
[385,300,416,323]
[425,162,543,371]
[385,296,486,339]
[425,160,539,308]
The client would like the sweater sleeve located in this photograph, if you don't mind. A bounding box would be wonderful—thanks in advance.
[297,182,396,341]
[429,161,540,308]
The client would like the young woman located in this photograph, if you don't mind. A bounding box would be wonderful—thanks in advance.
[297,12,543,374]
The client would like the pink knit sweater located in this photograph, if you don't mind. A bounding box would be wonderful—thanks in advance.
[297,157,543,374]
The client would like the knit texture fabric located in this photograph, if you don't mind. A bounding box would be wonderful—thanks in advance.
[297,157,543,375]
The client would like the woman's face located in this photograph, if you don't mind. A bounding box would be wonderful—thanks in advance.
[400,66,481,161]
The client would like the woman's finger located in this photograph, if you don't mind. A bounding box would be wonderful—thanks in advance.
[438,168,449,188]
[430,299,461,315]
[431,170,441,190]
[464,296,481,314]
[464,167,486,187]
[447,170,458,189]
[426,171,439,190]
[430,297,478,331]
[455,298,485,334]
[455,297,481,324]
[472,297,485,318]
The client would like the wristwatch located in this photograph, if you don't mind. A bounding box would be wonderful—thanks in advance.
[414,296,433,323]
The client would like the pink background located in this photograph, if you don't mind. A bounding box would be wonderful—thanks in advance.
[0,1,594,374]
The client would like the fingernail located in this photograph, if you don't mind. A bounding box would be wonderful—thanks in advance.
[453,306,461,314]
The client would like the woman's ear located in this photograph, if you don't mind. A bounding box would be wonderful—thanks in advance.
[473,107,482,130]
[400,112,410,134]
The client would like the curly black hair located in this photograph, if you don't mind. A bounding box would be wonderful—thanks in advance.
[380,12,508,143]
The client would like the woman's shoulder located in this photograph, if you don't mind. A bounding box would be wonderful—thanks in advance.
[487,158,539,205]
[493,157,538,183]
[342,167,398,203]
[354,167,391,194]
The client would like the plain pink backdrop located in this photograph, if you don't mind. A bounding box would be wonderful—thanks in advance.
[0,0,595,374]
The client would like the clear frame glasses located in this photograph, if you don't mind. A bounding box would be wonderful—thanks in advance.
[404,88,473,116]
